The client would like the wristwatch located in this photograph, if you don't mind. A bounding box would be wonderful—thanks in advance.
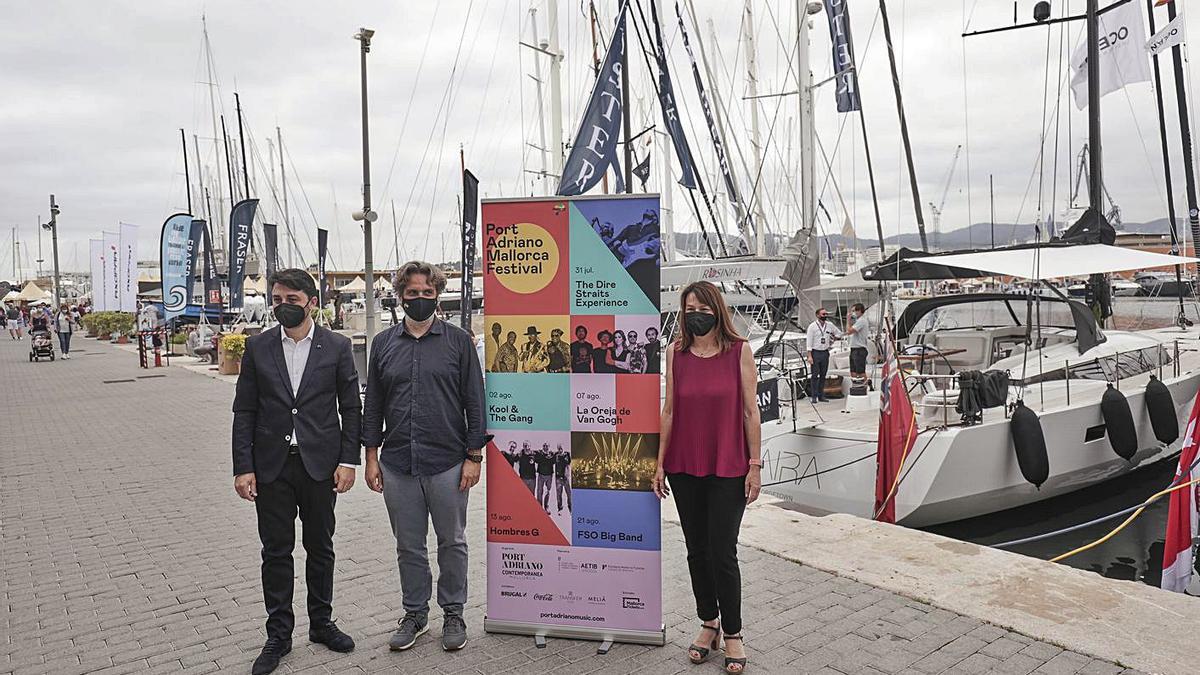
[465,452,483,464]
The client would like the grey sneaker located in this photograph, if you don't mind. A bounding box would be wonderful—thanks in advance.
[388,613,428,651]
[442,614,467,651]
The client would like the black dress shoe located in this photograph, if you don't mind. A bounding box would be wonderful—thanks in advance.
[310,621,355,653]
[251,637,291,675]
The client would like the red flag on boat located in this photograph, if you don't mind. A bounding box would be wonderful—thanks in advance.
[1154,0,1174,7]
[1161,388,1200,592]
[874,326,918,524]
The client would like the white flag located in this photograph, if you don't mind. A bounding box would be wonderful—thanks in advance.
[1146,12,1185,58]
[89,239,104,311]
[102,231,120,313]
[1070,1,1152,109]
[118,223,138,312]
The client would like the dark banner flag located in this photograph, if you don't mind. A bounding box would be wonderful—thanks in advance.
[227,198,258,309]
[676,2,740,206]
[558,1,629,196]
[461,169,480,330]
[201,222,221,309]
[185,219,205,308]
[317,227,329,306]
[650,0,697,189]
[263,222,279,281]
[823,0,862,112]
[159,213,193,321]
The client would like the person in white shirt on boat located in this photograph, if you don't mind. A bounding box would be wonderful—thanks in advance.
[805,308,842,402]
[846,303,871,385]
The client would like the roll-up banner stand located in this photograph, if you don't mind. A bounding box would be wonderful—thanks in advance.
[481,194,665,647]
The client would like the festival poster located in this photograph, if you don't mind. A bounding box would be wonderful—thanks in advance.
[483,195,663,645]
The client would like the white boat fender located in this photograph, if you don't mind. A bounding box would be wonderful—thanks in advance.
[1100,384,1137,461]
[1010,401,1049,488]
[1144,375,1179,445]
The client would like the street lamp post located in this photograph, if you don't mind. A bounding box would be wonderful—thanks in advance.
[46,195,62,308]
[352,27,378,359]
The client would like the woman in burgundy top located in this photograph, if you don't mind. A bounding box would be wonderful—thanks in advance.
[654,281,761,674]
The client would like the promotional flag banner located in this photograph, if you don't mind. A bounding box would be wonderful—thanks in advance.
[632,152,651,189]
[227,198,258,309]
[1161,389,1200,592]
[482,194,664,646]
[317,227,329,305]
[1070,0,1152,108]
[201,222,221,309]
[263,223,279,281]
[159,214,194,320]
[649,0,698,189]
[823,0,862,112]
[676,2,740,206]
[461,169,480,330]
[186,220,204,308]
[558,2,628,196]
[118,222,138,312]
[89,239,105,311]
[1146,10,1185,57]
[874,324,918,524]
[102,231,120,315]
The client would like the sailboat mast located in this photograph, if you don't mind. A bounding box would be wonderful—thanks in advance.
[588,2,610,194]
[277,126,292,266]
[878,0,929,251]
[1165,1,1200,268]
[1086,0,1102,212]
[797,1,816,239]
[547,0,564,180]
[180,128,193,214]
[1146,0,1187,327]
[620,12,633,192]
[193,134,208,223]
[202,16,225,252]
[743,0,766,256]
[220,115,236,206]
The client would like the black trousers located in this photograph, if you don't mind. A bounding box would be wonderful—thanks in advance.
[667,473,747,635]
[810,350,830,399]
[255,453,337,639]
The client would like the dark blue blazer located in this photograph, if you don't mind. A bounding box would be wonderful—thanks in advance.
[232,324,362,483]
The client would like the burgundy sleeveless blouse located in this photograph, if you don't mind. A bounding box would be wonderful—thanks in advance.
[662,341,749,477]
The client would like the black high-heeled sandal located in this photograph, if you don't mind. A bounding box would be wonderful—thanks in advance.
[723,633,747,673]
[688,622,720,664]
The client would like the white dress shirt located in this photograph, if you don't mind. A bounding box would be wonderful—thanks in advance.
[806,318,843,352]
[281,321,354,469]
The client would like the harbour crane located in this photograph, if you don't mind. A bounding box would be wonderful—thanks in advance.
[928,144,962,251]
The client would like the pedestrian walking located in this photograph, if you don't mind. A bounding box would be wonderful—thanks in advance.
[5,303,21,340]
[53,303,74,358]
[653,280,761,675]
[362,260,486,653]
[231,268,362,675]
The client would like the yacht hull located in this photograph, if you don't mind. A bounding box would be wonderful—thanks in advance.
[760,369,1200,526]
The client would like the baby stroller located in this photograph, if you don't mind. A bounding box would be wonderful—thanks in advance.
[29,329,55,362]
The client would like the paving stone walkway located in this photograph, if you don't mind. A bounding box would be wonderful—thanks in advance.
[0,336,1143,674]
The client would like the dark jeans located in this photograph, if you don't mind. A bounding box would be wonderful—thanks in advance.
[255,453,337,640]
[57,332,72,354]
[810,350,830,399]
[667,472,747,635]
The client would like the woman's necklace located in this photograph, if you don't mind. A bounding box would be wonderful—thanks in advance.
[690,342,719,358]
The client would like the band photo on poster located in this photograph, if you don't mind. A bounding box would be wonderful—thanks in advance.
[485,315,571,373]
[569,317,661,374]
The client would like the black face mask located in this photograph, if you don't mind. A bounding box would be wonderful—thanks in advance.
[403,296,437,322]
[274,302,308,329]
[684,311,717,336]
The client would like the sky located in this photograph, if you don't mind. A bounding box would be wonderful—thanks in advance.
[1,0,1197,278]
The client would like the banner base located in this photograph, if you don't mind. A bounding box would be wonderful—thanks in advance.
[484,617,666,647]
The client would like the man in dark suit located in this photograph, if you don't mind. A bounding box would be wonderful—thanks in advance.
[232,268,361,675]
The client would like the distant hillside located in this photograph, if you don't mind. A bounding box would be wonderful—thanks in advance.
[672,218,1186,256]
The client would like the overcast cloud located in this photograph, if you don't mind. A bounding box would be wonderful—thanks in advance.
[1,0,1196,277]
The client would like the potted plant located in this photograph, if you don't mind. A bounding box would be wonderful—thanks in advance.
[91,312,113,340]
[219,333,247,375]
[81,313,100,338]
[168,331,189,356]
[109,312,136,344]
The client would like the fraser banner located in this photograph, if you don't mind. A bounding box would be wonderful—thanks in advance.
[481,194,665,645]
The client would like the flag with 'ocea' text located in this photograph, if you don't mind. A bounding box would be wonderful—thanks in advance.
[1069,0,1151,109]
